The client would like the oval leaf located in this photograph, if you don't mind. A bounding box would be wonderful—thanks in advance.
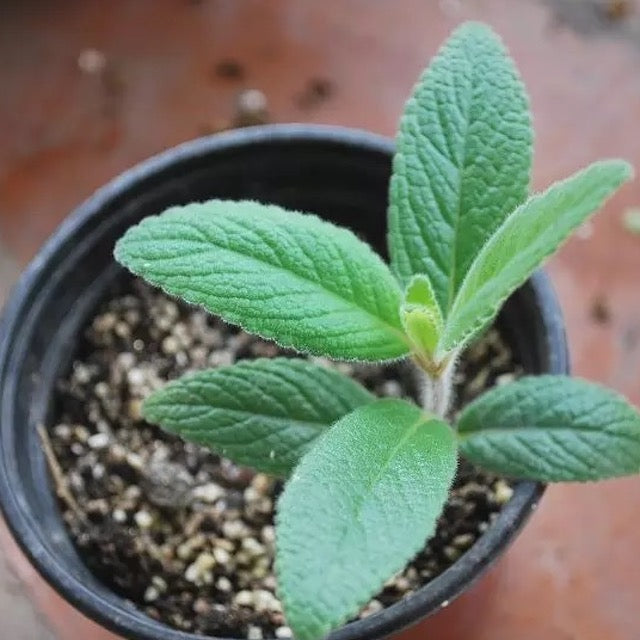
[388,21,532,315]
[143,358,374,476]
[458,375,640,481]
[115,200,409,361]
[276,399,458,640]
[440,160,633,354]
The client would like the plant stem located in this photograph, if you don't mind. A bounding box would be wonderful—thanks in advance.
[421,359,456,418]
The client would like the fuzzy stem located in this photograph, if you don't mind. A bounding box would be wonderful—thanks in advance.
[420,358,456,418]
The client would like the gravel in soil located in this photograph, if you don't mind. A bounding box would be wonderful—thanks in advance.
[48,278,523,639]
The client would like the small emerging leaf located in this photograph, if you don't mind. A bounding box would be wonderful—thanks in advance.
[405,273,441,310]
[458,375,640,481]
[142,358,374,476]
[115,200,409,362]
[402,308,441,359]
[401,275,443,358]
[440,160,633,354]
[276,399,457,640]
[388,21,532,316]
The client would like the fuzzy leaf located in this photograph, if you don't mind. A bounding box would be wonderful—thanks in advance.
[142,358,374,476]
[405,273,441,311]
[388,21,532,315]
[458,376,640,481]
[276,399,457,640]
[440,160,633,354]
[402,308,441,358]
[401,275,443,356]
[115,200,409,362]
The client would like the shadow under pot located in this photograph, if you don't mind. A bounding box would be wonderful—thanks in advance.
[0,124,569,640]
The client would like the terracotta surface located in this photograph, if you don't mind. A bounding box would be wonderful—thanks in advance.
[1,1,639,639]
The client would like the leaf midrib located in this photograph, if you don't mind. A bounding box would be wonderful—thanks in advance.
[149,400,332,431]
[328,414,427,562]
[445,51,475,316]
[127,226,409,347]
[458,424,640,446]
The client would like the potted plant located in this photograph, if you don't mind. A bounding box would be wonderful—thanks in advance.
[0,21,638,640]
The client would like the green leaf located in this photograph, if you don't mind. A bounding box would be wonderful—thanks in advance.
[458,376,640,481]
[401,275,443,357]
[440,160,633,354]
[402,308,441,360]
[142,358,374,476]
[115,200,409,362]
[405,273,441,310]
[388,21,532,316]
[276,399,457,640]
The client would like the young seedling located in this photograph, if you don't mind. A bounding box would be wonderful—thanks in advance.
[115,22,639,640]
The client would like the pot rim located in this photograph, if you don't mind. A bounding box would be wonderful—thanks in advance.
[0,124,568,640]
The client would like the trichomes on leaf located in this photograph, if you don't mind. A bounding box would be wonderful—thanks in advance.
[115,22,638,640]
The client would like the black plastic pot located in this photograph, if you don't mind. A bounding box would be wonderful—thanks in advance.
[0,125,569,640]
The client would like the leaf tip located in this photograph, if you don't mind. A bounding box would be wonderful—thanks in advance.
[451,20,501,43]
[112,233,128,267]
[453,20,492,33]
[596,158,635,186]
[113,218,148,272]
[616,158,634,182]
[140,390,161,425]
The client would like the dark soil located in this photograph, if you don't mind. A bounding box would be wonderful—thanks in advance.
[48,278,523,639]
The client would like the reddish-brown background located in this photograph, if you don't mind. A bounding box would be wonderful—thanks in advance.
[0,1,639,638]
